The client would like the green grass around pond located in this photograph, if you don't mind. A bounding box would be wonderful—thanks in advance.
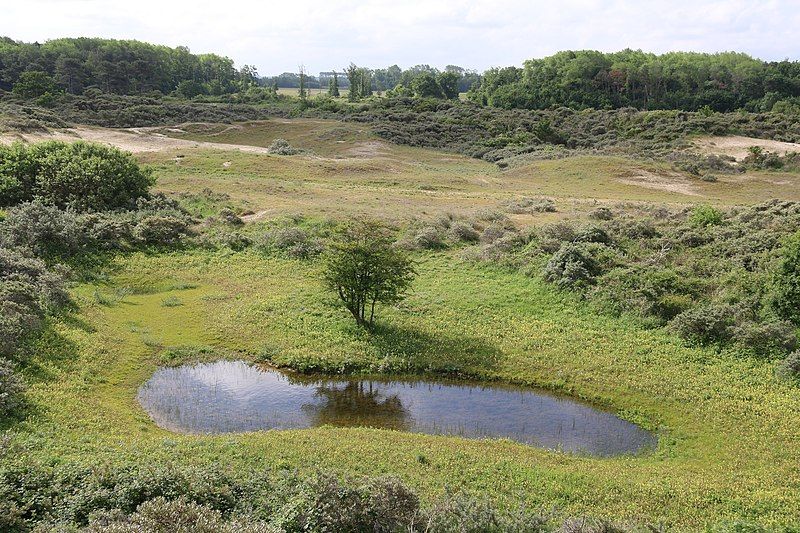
[8,248,800,530]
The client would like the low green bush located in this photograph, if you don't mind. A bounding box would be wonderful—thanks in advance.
[543,242,603,289]
[670,304,734,346]
[781,351,800,378]
[688,205,724,228]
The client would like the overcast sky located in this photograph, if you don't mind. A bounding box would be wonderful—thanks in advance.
[3,0,799,75]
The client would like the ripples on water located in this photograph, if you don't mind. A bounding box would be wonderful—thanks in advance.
[137,360,656,456]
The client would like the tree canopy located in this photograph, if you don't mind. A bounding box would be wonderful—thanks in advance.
[468,49,800,112]
[0,36,257,96]
[323,220,416,328]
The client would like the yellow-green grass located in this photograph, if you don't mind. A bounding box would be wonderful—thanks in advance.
[14,249,800,529]
[153,119,372,158]
[141,120,800,225]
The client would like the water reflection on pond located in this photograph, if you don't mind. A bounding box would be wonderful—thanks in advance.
[137,360,656,456]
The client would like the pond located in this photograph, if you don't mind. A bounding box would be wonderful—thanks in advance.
[137,360,656,456]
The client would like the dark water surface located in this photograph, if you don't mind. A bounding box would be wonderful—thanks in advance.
[137,360,656,456]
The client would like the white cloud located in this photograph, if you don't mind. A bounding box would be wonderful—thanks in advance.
[1,0,798,75]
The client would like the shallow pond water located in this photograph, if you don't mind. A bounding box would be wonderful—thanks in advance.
[137,360,656,456]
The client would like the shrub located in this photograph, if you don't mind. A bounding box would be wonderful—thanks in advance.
[215,232,253,251]
[771,232,800,325]
[423,491,550,533]
[269,227,307,249]
[85,497,245,533]
[450,222,480,243]
[260,227,324,259]
[537,222,577,252]
[670,305,734,346]
[218,208,243,226]
[543,243,602,289]
[0,200,85,256]
[0,246,69,357]
[780,350,800,378]
[78,212,136,249]
[279,473,420,532]
[480,225,507,244]
[133,216,190,245]
[589,207,613,220]
[608,218,658,240]
[688,205,724,228]
[504,197,556,214]
[731,320,797,357]
[574,225,612,245]
[266,138,300,155]
[0,141,154,211]
[413,226,446,249]
[0,358,25,416]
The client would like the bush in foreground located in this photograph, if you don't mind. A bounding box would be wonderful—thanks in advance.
[0,141,154,211]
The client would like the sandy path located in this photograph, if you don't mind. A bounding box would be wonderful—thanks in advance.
[0,126,275,154]
[693,135,800,161]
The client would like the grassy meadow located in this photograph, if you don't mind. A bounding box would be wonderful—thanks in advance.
[5,118,800,529]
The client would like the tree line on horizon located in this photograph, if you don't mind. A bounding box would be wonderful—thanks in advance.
[0,36,260,98]
[469,49,800,113]
[2,36,800,113]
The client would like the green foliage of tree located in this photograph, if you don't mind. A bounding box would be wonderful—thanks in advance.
[323,220,416,328]
[11,71,58,98]
[469,49,800,112]
[437,71,460,99]
[0,141,154,211]
[298,65,307,100]
[772,231,800,325]
[344,64,374,101]
[411,72,443,98]
[328,71,340,97]
[0,37,248,97]
[175,79,207,99]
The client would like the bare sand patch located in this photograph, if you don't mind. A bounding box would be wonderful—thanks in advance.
[0,126,275,154]
[345,140,390,158]
[694,135,800,161]
[616,170,701,197]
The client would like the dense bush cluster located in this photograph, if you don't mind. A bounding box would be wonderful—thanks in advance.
[0,244,68,415]
[257,224,327,259]
[0,196,197,416]
[0,460,667,532]
[457,200,800,363]
[0,90,284,130]
[340,98,800,167]
[0,141,154,210]
[1,197,194,255]
[0,139,201,415]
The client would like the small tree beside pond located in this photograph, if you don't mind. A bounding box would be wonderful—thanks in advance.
[323,220,416,328]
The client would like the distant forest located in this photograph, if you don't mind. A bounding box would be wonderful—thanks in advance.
[2,37,800,113]
[469,50,800,113]
[266,65,480,94]
[0,37,260,96]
